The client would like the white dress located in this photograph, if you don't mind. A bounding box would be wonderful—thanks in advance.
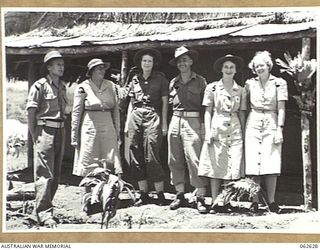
[245,74,288,175]
[198,80,246,180]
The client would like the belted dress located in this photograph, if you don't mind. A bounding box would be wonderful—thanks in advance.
[198,80,247,180]
[71,79,122,176]
[245,75,288,176]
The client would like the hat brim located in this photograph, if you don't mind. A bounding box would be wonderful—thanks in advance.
[40,57,65,76]
[213,55,244,73]
[86,62,111,77]
[169,50,199,66]
[133,48,162,66]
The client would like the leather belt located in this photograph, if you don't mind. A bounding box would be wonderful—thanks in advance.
[37,120,64,128]
[173,111,200,118]
[252,109,276,113]
[84,109,111,112]
[134,104,155,111]
[214,110,238,116]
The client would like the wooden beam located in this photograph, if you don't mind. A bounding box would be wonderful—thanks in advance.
[301,37,313,211]
[120,50,128,87]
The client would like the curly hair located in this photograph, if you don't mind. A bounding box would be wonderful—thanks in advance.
[138,53,158,69]
[248,51,273,74]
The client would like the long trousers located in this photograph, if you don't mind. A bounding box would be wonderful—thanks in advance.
[168,115,206,188]
[33,125,65,223]
[127,107,164,183]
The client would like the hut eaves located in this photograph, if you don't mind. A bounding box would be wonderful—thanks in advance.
[5,21,317,56]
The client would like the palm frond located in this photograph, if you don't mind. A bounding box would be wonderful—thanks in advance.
[213,178,261,206]
[79,176,101,187]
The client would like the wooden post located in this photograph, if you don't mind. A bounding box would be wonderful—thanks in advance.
[301,37,313,210]
[120,50,128,87]
[27,57,36,170]
[119,50,129,169]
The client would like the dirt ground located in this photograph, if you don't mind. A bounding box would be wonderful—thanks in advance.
[5,181,320,233]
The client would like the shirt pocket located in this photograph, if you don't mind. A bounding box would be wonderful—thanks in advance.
[43,91,59,112]
[187,85,201,107]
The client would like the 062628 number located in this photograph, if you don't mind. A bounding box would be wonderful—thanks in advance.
[300,244,319,249]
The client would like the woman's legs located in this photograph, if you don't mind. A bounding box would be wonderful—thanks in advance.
[138,180,148,193]
[134,180,149,206]
[264,175,277,204]
[154,181,166,205]
[210,178,222,205]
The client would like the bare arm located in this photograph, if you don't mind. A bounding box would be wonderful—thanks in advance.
[27,107,37,143]
[124,99,133,136]
[161,96,168,136]
[238,110,246,139]
[277,101,286,127]
[204,106,213,143]
[274,100,286,144]
[71,86,85,147]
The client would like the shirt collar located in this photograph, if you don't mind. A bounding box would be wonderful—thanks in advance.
[89,79,108,92]
[174,71,197,84]
[218,79,240,96]
[255,74,276,82]
[46,74,63,89]
[138,70,156,80]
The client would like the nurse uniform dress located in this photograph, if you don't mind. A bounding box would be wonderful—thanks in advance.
[198,80,246,180]
[71,79,122,177]
[245,74,288,176]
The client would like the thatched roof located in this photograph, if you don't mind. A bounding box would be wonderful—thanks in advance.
[5,11,316,37]
[5,11,317,56]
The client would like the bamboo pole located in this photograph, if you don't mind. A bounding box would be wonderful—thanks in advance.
[119,50,129,168]
[301,37,313,210]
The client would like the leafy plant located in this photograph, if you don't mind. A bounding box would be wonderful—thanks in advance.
[275,51,317,115]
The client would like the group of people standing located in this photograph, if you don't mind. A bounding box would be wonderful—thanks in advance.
[27,45,287,227]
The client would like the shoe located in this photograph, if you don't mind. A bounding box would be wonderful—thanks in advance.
[249,202,259,213]
[42,218,57,229]
[269,202,281,213]
[209,204,219,214]
[196,196,208,214]
[134,192,150,206]
[170,192,188,210]
[157,192,166,206]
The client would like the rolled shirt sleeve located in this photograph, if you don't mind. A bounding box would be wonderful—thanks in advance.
[26,83,41,110]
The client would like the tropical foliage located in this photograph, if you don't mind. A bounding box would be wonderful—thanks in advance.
[275,51,317,116]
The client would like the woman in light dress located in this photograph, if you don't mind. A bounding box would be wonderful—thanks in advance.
[71,58,122,179]
[245,51,288,213]
[198,54,246,214]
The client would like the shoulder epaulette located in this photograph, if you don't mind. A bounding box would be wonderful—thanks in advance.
[33,78,47,91]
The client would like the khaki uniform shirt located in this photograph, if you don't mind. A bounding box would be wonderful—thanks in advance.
[128,71,169,110]
[169,72,207,112]
[26,75,67,121]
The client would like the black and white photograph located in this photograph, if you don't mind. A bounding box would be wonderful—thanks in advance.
[2,7,319,233]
